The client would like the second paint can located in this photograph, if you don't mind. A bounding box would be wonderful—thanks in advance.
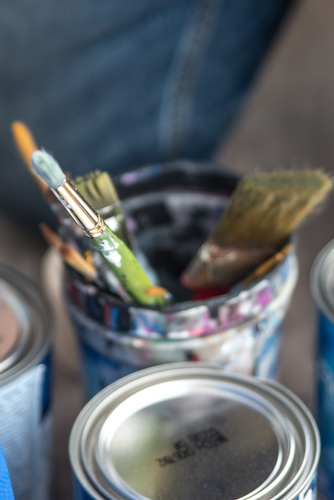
[0,264,53,500]
[311,239,334,499]
[70,363,320,500]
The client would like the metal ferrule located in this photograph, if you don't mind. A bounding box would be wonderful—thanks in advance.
[53,180,105,238]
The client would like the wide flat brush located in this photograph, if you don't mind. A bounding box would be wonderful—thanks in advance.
[74,171,119,211]
[181,170,332,289]
[31,150,170,306]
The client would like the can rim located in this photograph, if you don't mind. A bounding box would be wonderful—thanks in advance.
[66,260,297,348]
[310,239,334,323]
[69,363,320,500]
[0,264,53,384]
[0,279,32,372]
[260,377,320,500]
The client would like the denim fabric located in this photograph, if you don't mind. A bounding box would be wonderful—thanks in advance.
[0,0,293,225]
[0,446,14,500]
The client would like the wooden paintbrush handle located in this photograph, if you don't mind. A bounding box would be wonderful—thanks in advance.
[242,243,293,286]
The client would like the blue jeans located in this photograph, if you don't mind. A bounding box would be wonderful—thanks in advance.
[0,0,293,225]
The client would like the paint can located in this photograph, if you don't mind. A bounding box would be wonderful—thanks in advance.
[0,264,53,500]
[310,238,334,499]
[0,444,14,499]
[69,362,320,500]
[63,162,298,399]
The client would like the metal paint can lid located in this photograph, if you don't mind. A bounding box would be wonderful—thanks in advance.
[70,363,320,500]
[311,239,334,323]
[0,265,53,380]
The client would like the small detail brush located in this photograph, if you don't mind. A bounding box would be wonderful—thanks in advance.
[31,150,170,306]
[39,222,63,250]
[39,222,107,289]
[181,170,332,289]
[11,122,56,203]
[11,121,72,226]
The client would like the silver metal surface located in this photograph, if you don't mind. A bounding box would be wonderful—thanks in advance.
[56,181,105,238]
[0,265,53,382]
[0,281,30,372]
[70,363,320,500]
[311,239,334,323]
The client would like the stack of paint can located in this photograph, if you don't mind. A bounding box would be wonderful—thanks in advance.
[36,161,324,499]
[311,239,334,499]
[0,264,53,500]
[69,363,320,500]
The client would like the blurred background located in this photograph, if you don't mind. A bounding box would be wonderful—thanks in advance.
[1,0,334,497]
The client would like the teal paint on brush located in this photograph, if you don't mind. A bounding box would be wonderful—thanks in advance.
[31,150,168,306]
[31,150,65,188]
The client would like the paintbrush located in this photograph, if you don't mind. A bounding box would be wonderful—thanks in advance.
[73,170,159,284]
[11,122,56,204]
[74,171,132,246]
[39,222,109,290]
[12,126,151,300]
[241,243,293,287]
[80,245,132,302]
[11,121,71,223]
[74,171,118,210]
[82,246,134,303]
[31,150,170,306]
[181,170,332,290]
[11,123,135,299]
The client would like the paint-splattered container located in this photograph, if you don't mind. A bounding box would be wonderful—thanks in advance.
[310,238,334,500]
[69,362,320,500]
[0,264,53,500]
[64,162,298,399]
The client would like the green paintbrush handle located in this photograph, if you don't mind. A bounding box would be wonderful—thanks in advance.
[104,201,134,249]
[29,151,168,306]
[91,223,166,306]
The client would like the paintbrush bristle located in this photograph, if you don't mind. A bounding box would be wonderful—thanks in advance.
[11,122,53,196]
[31,150,65,189]
[210,170,333,247]
[74,171,119,209]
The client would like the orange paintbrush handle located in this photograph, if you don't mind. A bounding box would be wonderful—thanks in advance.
[40,223,97,281]
[59,245,97,281]
[242,243,293,286]
[11,121,50,195]
[39,223,63,249]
